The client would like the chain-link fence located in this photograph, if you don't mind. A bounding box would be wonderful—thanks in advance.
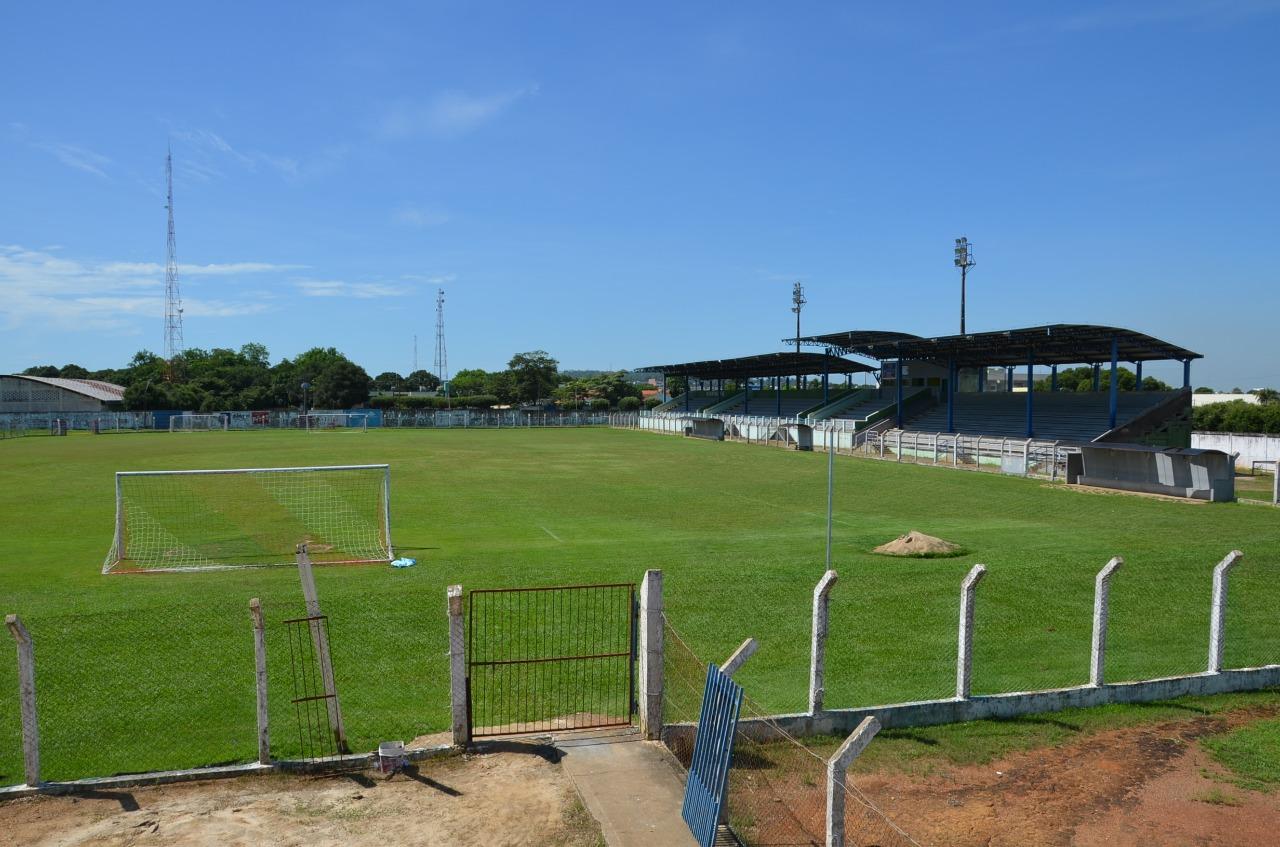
[664,617,920,847]
[1,583,450,788]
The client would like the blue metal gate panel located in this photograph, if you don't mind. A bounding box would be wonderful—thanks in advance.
[681,663,744,847]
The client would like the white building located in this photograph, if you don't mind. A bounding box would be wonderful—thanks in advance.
[0,375,126,413]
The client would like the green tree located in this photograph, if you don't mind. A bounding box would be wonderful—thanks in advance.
[373,371,406,392]
[1194,386,1215,394]
[449,369,490,396]
[21,365,60,377]
[507,351,560,402]
[404,369,441,391]
[58,364,90,378]
[313,360,372,408]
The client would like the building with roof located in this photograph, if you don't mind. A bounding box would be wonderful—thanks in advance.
[0,375,126,413]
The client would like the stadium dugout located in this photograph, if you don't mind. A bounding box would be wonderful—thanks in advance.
[792,324,1201,444]
[639,352,875,418]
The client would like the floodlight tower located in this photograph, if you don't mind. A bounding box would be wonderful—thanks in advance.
[791,281,806,389]
[163,145,184,379]
[954,237,975,335]
[434,288,449,407]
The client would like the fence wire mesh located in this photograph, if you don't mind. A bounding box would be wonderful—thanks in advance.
[664,617,921,847]
[0,581,449,787]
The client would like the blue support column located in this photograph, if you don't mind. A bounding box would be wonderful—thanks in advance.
[1183,359,1192,389]
[775,376,781,415]
[946,359,956,433]
[743,379,750,414]
[1108,336,1119,429]
[977,366,986,393]
[822,360,830,404]
[895,358,904,427]
[1006,366,1014,392]
[1025,349,1035,437]
[1093,364,1101,391]
[684,377,691,412]
[1051,364,1058,392]
[1135,361,1143,391]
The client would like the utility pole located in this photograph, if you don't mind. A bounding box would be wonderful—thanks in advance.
[791,281,806,390]
[954,237,975,335]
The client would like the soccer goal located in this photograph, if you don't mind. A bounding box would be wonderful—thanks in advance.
[103,464,393,573]
[299,413,369,432]
[169,413,228,432]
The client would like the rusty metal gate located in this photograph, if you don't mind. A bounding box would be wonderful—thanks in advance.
[466,583,637,740]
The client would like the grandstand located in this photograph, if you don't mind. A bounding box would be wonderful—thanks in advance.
[639,324,1201,446]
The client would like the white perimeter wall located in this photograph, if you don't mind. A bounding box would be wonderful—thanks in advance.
[1192,432,1280,468]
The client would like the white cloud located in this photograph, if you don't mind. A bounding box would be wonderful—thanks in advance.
[171,128,315,181]
[0,244,281,332]
[294,279,410,298]
[394,205,451,228]
[31,141,111,178]
[380,85,538,138]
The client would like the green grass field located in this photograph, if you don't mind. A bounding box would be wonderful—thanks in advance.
[2,427,1279,785]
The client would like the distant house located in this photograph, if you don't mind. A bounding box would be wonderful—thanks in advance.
[0,374,126,413]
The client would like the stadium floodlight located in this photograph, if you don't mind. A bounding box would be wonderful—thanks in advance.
[954,237,975,334]
[301,381,311,415]
[103,463,392,573]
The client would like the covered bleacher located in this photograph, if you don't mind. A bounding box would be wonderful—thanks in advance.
[793,324,1201,443]
[639,352,876,417]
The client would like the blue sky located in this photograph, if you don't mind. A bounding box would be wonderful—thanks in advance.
[2,1,1277,388]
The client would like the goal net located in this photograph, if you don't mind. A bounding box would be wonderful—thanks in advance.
[103,464,393,573]
[299,413,369,432]
[169,414,228,432]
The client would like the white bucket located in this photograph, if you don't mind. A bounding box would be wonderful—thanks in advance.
[377,740,406,774]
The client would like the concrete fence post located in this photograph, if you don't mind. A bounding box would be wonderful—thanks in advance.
[5,614,39,786]
[639,569,664,739]
[810,570,839,714]
[722,638,758,678]
[249,598,270,764]
[296,545,348,753]
[956,564,987,699]
[447,584,468,745]
[1209,551,1245,673]
[1089,558,1123,687]
[825,716,881,847]
[1274,460,1279,506]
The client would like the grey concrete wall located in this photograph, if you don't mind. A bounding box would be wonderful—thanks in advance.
[663,665,1280,747]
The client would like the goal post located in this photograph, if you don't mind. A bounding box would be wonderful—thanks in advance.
[103,464,393,574]
[298,413,369,432]
[169,414,229,432]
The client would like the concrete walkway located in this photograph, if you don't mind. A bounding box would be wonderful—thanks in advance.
[554,726,699,847]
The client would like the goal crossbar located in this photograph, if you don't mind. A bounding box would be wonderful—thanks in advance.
[104,464,393,574]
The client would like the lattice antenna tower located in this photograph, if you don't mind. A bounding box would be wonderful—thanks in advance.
[434,288,449,402]
[164,144,184,378]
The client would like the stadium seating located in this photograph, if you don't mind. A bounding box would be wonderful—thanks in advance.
[901,391,1180,443]
[713,391,832,418]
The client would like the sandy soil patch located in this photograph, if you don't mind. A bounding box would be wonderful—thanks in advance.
[872,530,962,557]
[0,748,602,847]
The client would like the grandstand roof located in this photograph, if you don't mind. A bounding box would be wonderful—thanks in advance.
[638,352,875,379]
[4,374,126,402]
[792,324,1202,367]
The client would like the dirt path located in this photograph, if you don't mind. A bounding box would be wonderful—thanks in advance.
[858,708,1280,846]
[0,749,602,847]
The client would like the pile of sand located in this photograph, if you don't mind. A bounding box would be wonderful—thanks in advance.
[872,530,962,557]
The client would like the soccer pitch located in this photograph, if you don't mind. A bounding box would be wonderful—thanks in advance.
[2,427,1278,784]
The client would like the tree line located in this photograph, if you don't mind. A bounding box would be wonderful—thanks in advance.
[22,346,653,412]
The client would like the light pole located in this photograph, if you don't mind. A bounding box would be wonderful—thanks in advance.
[791,281,806,390]
[954,238,975,334]
[301,381,311,427]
